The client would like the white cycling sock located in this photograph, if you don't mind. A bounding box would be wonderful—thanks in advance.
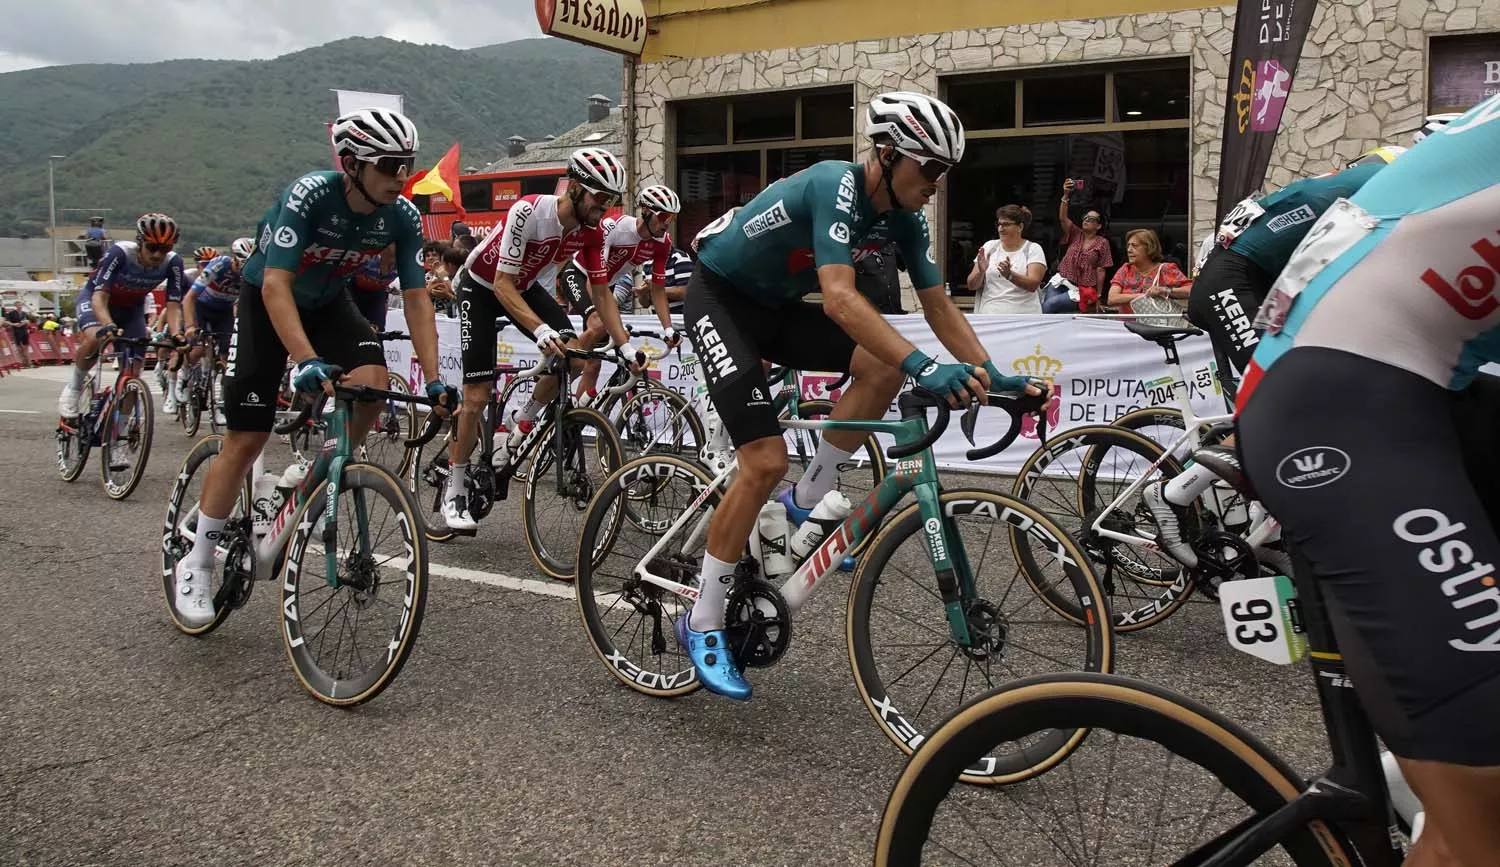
[70,363,90,391]
[689,552,739,632]
[794,440,853,509]
[187,515,227,567]
[518,398,544,422]
[1164,462,1220,507]
[447,463,468,502]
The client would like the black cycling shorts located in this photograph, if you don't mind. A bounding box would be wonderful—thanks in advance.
[683,262,857,446]
[352,289,389,330]
[222,285,385,433]
[556,263,596,321]
[1238,346,1500,766]
[1187,247,1273,376]
[456,271,572,384]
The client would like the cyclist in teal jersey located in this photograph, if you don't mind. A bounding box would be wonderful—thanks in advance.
[679,91,1043,700]
[171,108,455,628]
[1235,97,1500,867]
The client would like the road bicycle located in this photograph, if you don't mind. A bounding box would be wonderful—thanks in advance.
[410,345,625,579]
[875,547,1414,866]
[175,329,228,438]
[1011,321,1288,631]
[575,383,1115,784]
[57,333,178,501]
[160,376,444,706]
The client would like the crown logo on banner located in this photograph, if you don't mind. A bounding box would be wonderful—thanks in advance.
[496,337,514,366]
[1012,344,1064,379]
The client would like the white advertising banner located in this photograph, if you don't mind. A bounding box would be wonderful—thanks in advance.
[333,89,404,116]
[382,312,1227,475]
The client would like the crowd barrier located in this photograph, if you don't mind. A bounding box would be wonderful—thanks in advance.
[0,329,76,374]
[381,311,1226,474]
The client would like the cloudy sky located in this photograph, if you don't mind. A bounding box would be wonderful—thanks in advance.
[0,0,544,72]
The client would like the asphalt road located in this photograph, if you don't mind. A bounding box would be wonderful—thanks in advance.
[1,364,1334,866]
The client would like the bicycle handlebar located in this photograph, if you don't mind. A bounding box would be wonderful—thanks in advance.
[888,388,954,460]
[288,368,453,448]
[960,386,1053,461]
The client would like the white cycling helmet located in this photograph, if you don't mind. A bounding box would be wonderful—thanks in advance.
[331,108,420,160]
[865,91,966,165]
[637,184,681,214]
[230,237,255,261]
[1413,113,1463,144]
[568,148,626,196]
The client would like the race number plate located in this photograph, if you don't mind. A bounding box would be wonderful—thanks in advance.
[1220,575,1307,665]
[1255,198,1378,334]
[1215,195,1267,248]
[691,207,741,253]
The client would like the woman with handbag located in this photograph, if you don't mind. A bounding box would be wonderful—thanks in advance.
[1107,228,1191,323]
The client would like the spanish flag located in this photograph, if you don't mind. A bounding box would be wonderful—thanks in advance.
[404,142,467,219]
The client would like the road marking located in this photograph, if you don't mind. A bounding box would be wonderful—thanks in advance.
[0,409,40,414]
[427,561,577,600]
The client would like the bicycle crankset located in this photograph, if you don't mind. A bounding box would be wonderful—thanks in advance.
[216,528,257,610]
[1190,530,1258,601]
[725,578,792,670]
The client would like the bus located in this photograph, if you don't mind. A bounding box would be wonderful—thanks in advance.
[410,166,570,240]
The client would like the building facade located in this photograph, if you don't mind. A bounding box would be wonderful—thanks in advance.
[626,0,1499,294]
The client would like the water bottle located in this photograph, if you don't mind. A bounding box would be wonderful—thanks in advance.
[757,502,794,579]
[278,460,309,494]
[251,473,282,536]
[789,491,854,563]
[1381,750,1422,835]
[1212,481,1250,530]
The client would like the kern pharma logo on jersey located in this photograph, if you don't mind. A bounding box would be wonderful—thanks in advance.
[284,174,332,217]
[741,199,791,240]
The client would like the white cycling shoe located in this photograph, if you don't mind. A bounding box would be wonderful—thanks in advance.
[173,559,217,627]
[58,383,82,418]
[443,494,478,532]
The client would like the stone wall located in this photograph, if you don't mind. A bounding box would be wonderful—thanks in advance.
[632,0,1498,249]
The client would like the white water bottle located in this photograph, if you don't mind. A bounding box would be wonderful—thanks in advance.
[251,473,282,536]
[789,491,854,563]
[757,501,795,579]
[278,460,309,492]
[1381,750,1422,834]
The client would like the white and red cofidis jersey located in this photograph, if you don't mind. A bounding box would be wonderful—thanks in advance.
[464,194,607,290]
[576,216,674,285]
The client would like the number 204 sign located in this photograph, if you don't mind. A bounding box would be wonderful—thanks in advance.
[1220,575,1309,665]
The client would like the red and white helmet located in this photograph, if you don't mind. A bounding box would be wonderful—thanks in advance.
[230,237,255,261]
[865,91,966,165]
[568,148,626,196]
[637,184,681,214]
[331,108,420,160]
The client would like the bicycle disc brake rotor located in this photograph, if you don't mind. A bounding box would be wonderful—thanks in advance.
[340,551,381,607]
[959,598,1007,661]
[725,578,792,670]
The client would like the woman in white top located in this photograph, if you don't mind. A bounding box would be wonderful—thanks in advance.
[966,204,1048,314]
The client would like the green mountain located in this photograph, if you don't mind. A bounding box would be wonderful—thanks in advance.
[0,37,621,246]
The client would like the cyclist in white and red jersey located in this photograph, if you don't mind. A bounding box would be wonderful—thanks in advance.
[444,147,639,532]
[558,183,684,403]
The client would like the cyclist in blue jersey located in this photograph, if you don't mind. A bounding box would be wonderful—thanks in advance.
[170,108,455,628]
[677,92,1043,701]
[176,237,253,426]
[58,213,187,419]
[1234,96,1500,867]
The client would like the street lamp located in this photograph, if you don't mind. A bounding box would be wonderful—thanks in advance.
[48,155,65,304]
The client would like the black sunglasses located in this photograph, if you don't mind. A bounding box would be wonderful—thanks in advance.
[144,242,174,254]
[915,156,953,183]
[369,155,416,177]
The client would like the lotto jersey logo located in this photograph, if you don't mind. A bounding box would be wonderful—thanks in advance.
[1421,233,1500,320]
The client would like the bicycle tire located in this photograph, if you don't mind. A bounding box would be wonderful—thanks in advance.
[159,435,242,636]
[522,405,625,580]
[281,462,429,706]
[407,416,464,544]
[102,378,154,501]
[574,453,715,697]
[381,370,418,477]
[875,672,1358,867]
[57,417,91,482]
[1012,424,1201,632]
[614,382,705,463]
[848,489,1112,785]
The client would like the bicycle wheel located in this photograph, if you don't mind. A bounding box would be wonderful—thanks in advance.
[848,489,1112,785]
[281,462,428,706]
[574,453,715,697]
[1012,424,1202,632]
[160,435,248,636]
[875,673,1358,867]
[407,415,467,544]
[523,405,625,580]
[180,368,202,438]
[101,378,154,501]
[614,383,705,463]
[57,416,91,482]
[354,371,416,477]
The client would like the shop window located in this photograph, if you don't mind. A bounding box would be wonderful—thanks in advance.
[523,175,561,196]
[1023,73,1107,127]
[732,93,796,143]
[1429,33,1500,114]
[768,144,853,182]
[1114,66,1190,121]
[677,151,763,247]
[459,180,493,213]
[800,88,856,140]
[676,100,729,147]
[945,79,1017,131]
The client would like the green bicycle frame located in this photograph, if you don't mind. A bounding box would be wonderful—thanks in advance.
[782,411,979,646]
[292,402,369,587]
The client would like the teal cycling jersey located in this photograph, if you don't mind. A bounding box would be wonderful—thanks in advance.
[695,160,941,306]
[1243,94,1500,400]
[1229,162,1383,274]
[241,170,426,310]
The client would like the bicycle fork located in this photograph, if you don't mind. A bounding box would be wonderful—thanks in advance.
[912,480,979,648]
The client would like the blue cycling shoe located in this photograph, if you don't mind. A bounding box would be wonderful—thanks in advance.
[675,615,752,701]
[780,488,858,572]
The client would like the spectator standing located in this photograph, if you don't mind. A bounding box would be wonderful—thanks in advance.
[4,301,33,367]
[967,205,1047,314]
[82,217,109,268]
[1107,228,1192,316]
[423,240,456,316]
[1055,180,1114,312]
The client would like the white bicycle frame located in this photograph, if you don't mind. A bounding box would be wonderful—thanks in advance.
[1087,333,1281,557]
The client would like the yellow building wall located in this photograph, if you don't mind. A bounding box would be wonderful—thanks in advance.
[641,0,1222,62]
